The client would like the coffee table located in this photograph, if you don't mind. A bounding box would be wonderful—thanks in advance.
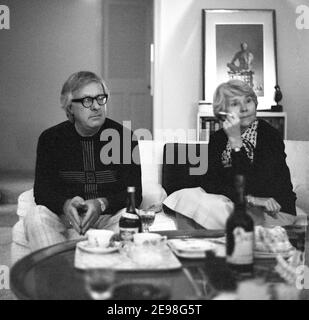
[10,228,308,300]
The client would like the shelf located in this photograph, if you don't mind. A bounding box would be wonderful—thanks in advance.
[197,110,287,142]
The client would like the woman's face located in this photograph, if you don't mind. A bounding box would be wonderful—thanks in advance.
[226,94,257,129]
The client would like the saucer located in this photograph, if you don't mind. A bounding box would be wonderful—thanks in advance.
[76,240,120,254]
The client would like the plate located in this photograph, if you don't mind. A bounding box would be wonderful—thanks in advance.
[168,238,224,259]
[171,250,207,259]
[254,249,294,259]
[76,240,120,254]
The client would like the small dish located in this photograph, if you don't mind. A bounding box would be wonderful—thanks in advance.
[254,249,294,259]
[76,240,120,254]
[168,238,218,259]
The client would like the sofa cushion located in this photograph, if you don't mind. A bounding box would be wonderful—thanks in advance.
[284,141,309,189]
[138,140,168,208]
[284,140,309,214]
[140,182,167,210]
[162,143,208,195]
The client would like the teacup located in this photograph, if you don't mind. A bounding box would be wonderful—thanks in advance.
[133,233,165,246]
[86,229,114,247]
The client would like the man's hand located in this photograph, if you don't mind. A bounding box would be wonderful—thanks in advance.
[63,196,87,233]
[249,196,281,218]
[80,199,102,235]
[223,112,242,149]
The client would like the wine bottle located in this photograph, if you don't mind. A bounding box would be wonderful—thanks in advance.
[119,186,142,241]
[226,175,254,275]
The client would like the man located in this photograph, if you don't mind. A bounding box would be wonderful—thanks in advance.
[227,42,254,73]
[25,71,142,251]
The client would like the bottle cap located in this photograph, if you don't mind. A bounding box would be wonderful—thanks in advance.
[127,186,135,192]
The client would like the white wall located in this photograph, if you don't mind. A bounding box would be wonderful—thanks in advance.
[0,0,308,173]
[154,0,309,141]
[0,0,103,172]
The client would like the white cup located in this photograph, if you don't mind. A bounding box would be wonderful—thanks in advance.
[133,233,164,246]
[86,229,114,247]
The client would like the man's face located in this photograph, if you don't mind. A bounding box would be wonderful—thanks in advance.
[70,82,106,135]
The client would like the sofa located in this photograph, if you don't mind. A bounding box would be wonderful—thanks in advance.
[11,140,309,264]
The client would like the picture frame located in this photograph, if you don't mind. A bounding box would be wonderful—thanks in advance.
[202,9,277,110]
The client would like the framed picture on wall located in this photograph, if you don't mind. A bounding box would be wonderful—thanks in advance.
[202,9,277,110]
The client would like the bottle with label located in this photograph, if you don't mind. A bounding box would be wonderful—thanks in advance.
[119,186,142,241]
[226,174,254,275]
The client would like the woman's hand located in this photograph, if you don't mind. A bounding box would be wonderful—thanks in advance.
[247,196,281,218]
[223,112,242,149]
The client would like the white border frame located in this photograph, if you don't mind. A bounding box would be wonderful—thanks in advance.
[203,9,277,110]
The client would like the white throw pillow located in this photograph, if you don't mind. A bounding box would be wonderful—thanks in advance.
[17,189,35,218]
[163,187,233,230]
[140,182,167,212]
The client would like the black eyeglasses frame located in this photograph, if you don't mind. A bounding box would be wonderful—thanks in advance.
[71,94,108,109]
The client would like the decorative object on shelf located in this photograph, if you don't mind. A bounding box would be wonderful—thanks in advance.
[271,84,283,112]
[202,9,278,110]
[198,101,213,115]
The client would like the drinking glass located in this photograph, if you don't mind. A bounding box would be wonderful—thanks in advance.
[139,209,156,232]
[84,268,115,300]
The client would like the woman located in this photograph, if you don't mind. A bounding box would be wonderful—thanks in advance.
[202,80,296,226]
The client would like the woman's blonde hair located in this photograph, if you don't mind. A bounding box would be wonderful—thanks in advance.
[213,79,258,118]
[60,71,109,122]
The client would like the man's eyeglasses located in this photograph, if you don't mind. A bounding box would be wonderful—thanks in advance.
[71,94,108,109]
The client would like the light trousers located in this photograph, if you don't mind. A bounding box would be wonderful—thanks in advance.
[24,205,123,252]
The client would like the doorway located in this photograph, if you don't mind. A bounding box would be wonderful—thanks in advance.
[103,0,153,135]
